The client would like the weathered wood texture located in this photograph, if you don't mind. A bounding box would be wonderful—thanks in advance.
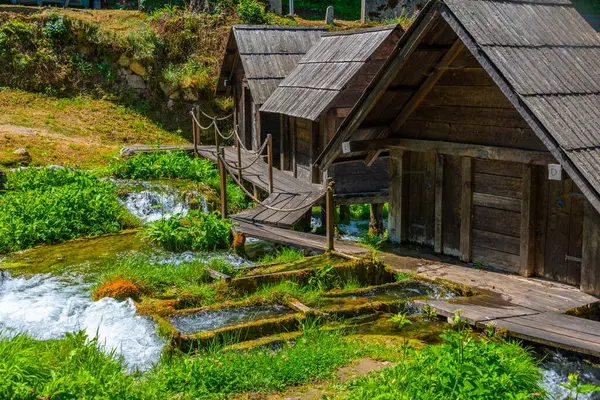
[407,152,436,246]
[459,157,472,262]
[471,159,523,273]
[234,219,370,255]
[388,149,410,243]
[535,177,584,286]
[442,155,462,256]
[328,158,389,196]
[582,200,600,296]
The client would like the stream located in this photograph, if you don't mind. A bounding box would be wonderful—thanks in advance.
[0,179,599,395]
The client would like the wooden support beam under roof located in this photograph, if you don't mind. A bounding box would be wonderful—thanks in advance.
[361,39,464,167]
[315,3,441,170]
[343,138,556,166]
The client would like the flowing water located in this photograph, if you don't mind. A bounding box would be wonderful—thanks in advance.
[114,179,208,223]
[326,281,456,303]
[311,214,389,242]
[0,272,164,372]
[171,305,293,334]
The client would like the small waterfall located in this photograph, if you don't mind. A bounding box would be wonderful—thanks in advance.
[0,274,165,372]
[539,350,600,400]
[113,180,208,223]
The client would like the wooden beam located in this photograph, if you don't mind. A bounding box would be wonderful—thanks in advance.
[581,200,600,296]
[519,165,536,277]
[343,138,555,166]
[316,5,440,170]
[389,40,465,134]
[388,149,410,243]
[364,149,383,167]
[434,153,444,254]
[460,157,473,262]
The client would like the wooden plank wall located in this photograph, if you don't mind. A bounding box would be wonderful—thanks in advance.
[471,159,523,273]
[442,155,462,256]
[407,152,436,246]
[395,49,547,152]
[295,117,313,183]
[329,158,389,196]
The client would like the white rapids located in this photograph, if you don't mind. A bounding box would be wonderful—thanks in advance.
[0,272,165,372]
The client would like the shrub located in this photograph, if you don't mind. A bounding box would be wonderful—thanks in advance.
[348,329,542,399]
[144,210,232,252]
[0,168,137,253]
[237,0,267,24]
[92,278,142,301]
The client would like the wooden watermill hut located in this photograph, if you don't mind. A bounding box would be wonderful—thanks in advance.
[315,0,600,295]
[216,25,325,156]
[260,25,402,229]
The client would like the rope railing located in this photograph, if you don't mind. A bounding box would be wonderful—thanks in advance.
[216,150,323,213]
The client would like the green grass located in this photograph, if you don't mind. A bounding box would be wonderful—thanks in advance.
[143,210,232,252]
[108,151,250,213]
[348,328,542,400]
[257,247,305,265]
[0,167,138,253]
[248,280,323,306]
[92,254,214,295]
[0,328,363,399]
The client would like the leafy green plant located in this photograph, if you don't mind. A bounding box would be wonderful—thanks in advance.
[359,230,388,251]
[560,373,600,400]
[0,168,137,253]
[389,312,413,330]
[237,0,267,24]
[143,210,232,252]
[349,329,542,399]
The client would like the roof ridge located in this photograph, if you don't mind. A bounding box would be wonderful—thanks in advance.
[322,24,400,37]
[455,0,573,7]
[233,25,327,31]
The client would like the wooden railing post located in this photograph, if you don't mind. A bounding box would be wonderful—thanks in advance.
[214,119,220,153]
[326,179,335,251]
[236,125,243,181]
[267,134,274,194]
[195,107,201,149]
[192,106,198,157]
[219,147,227,219]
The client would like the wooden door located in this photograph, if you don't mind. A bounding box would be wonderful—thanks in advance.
[407,152,436,246]
[535,176,584,286]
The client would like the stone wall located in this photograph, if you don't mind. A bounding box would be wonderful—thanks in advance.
[364,0,424,20]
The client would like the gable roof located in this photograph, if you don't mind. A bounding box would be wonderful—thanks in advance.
[216,25,326,105]
[260,25,401,121]
[316,0,600,215]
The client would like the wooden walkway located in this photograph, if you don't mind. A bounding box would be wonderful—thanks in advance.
[234,220,369,256]
[197,146,325,228]
[379,250,600,356]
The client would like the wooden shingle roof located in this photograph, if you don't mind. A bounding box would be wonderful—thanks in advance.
[316,0,600,214]
[260,25,401,121]
[216,25,325,105]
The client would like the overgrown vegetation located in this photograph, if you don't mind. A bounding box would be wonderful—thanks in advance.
[294,0,361,20]
[0,327,362,399]
[108,150,250,213]
[92,254,213,299]
[144,210,232,251]
[0,167,137,253]
[349,316,543,399]
[258,247,305,264]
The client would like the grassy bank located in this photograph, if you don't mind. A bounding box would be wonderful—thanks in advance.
[0,321,547,399]
[0,89,186,168]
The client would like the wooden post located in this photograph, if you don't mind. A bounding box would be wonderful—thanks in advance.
[361,0,366,23]
[434,153,444,254]
[519,165,536,277]
[326,179,335,251]
[219,147,227,218]
[192,107,198,157]
[369,204,384,235]
[339,205,351,224]
[460,157,473,262]
[236,125,243,181]
[214,119,220,152]
[289,0,293,15]
[267,134,274,194]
